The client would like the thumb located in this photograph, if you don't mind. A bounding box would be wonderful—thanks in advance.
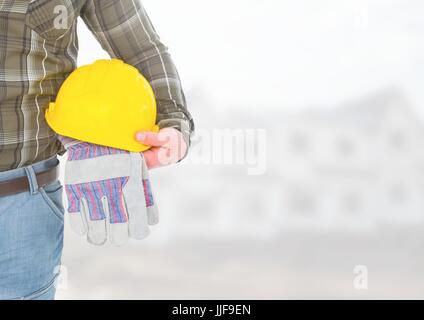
[135,131,169,147]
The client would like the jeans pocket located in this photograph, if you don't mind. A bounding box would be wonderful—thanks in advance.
[39,180,65,223]
[23,274,59,300]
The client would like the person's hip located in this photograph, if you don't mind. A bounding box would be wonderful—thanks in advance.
[0,156,64,300]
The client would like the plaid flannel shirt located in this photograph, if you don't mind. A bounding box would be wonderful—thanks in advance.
[0,0,194,171]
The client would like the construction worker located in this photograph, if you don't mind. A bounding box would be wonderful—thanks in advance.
[0,0,194,300]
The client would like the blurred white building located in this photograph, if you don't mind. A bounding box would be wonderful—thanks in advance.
[157,88,424,240]
[276,88,424,231]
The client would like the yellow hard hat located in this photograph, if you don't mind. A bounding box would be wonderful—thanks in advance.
[46,59,159,152]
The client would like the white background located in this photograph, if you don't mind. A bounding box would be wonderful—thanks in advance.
[57,0,424,299]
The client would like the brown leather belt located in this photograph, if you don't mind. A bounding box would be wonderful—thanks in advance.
[0,165,59,197]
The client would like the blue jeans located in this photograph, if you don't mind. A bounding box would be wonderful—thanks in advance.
[0,157,64,300]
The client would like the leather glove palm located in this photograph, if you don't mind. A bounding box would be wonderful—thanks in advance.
[60,136,159,246]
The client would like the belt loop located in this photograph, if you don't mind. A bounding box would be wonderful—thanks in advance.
[24,166,39,195]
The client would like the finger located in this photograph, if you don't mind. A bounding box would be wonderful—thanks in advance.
[68,211,87,236]
[109,223,129,246]
[146,195,159,225]
[142,149,157,169]
[135,131,169,147]
[81,197,107,246]
[123,186,150,240]
[140,154,159,225]
[102,196,129,246]
[64,185,87,235]
[143,148,168,169]
[157,128,186,164]
[143,147,157,169]
[156,145,175,167]
[125,153,150,239]
[143,147,174,169]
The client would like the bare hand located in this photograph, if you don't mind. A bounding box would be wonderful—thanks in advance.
[135,128,188,169]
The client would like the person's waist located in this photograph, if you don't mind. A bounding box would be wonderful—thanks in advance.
[0,134,64,172]
[0,155,59,182]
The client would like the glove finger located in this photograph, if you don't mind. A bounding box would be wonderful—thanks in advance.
[140,154,159,225]
[123,181,150,240]
[68,211,87,236]
[64,184,87,235]
[125,153,150,239]
[142,178,159,225]
[102,196,129,246]
[147,206,159,226]
[109,223,129,246]
[81,197,107,246]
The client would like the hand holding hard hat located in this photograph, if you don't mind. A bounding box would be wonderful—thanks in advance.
[47,58,188,169]
[136,127,188,169]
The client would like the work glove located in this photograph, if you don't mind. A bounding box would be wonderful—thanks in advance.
[59,136,159,246]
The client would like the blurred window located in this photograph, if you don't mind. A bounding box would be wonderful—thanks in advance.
[288,190,316,215]
[389,183,407,204]
[290,132,310,154]
[336,138,356,157]
[341,191,362,213]
[389,131,407,150]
